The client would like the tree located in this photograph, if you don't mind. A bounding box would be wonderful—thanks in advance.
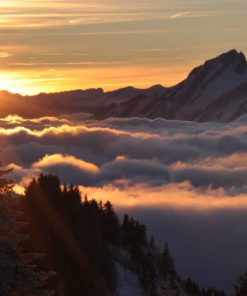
[0,162,14,196]
[183,278,201,296]
[102,201,120,245]
[0,198,56,296]
[23,175,112,296]
[0,164,55,296]
[160,244,178,296]
[234,270,247,296]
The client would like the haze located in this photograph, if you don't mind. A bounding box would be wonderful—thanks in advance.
[1,0,247,293]
[1,0,247,94]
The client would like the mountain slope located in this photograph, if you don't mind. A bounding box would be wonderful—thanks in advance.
[94,49,247,122]
[0,49,247,122]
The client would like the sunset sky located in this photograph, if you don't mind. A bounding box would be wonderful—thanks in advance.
[1,1,247,292]
[1,0,247,94]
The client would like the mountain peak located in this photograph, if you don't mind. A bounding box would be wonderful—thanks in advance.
[147,84,166,91]
[214,49,246,67]
[188,49,247,79]
[204,49,247,73]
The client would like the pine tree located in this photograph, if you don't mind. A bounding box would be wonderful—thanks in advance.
[183,278,201,296]
[0,165,55,296]
[102,201,120,245]
[234,269,247,296]
[23,175,112,296]
[161,275,174,296]
[0,162,14,196]
[160,244,178,296]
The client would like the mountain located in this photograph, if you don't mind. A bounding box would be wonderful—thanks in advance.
[93,49,247,121]
[0,49,246,121]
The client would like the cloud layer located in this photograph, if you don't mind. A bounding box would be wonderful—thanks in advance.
[1,114,246,194]
[0,113,247,291]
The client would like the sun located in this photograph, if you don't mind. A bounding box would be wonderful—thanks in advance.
[0,73,31,94]
[0,76,14,92]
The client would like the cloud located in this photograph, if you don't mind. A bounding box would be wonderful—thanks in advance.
[0,2,175,30]
[0,113,246,291]
[1,114,245,193]
[0,52,12,58]
[33,153,99,173]
[119,205,247,292]
[170,11,191,19]
[78,181,247,211]
[75,181,247,291]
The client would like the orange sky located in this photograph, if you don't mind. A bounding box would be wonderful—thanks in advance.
[1,0,247,94]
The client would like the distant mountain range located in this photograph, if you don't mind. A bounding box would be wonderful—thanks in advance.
[1,49,247,121]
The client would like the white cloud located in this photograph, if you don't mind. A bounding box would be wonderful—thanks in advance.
[170,11,191,19]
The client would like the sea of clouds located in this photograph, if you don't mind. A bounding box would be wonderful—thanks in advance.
[1,113,247,291]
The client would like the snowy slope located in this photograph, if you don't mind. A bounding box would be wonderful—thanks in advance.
[93,49,247,122]
[165,49,247,120]
[116,263,144,296]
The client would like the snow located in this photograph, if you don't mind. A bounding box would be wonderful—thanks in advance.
[174,63,247,119]
[115,263,144,296]
[23,50,246,123]
[234,113,247,122]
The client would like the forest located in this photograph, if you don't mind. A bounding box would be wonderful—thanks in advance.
[0,165,246,296]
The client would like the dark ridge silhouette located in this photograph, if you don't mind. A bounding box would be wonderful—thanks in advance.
[0,49,246,122]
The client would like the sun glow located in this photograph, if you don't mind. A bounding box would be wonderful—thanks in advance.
[0,64,188,95]
[0,75,15,92]
[0,73,37,94]
[0,72,68,95]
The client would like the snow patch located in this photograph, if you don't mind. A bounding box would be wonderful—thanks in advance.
[116,262,144,296]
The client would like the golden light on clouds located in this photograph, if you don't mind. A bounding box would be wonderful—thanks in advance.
[0,112,244,214]
[79,182,247,212]
[33,154,100,174]
[13,179,247,211]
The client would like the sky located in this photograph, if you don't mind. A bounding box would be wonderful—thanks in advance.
[1,1,247,291]
[1,0,247,94]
